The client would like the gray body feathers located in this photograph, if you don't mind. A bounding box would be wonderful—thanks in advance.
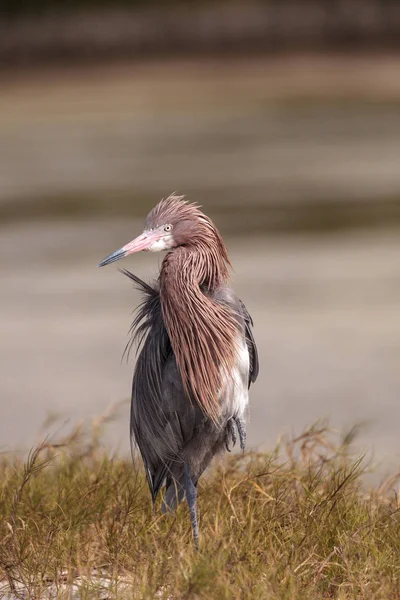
[121,269,259,509]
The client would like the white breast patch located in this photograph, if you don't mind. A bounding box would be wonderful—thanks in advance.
[220,336,250,420]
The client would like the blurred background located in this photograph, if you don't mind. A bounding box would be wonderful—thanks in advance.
[1,0,400,470]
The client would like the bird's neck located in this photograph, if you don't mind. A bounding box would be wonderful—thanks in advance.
[172,233,231,291]
[159,242,238,423]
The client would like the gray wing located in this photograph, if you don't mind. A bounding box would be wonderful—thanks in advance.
[121,270,204,502]
[133,349,205,503]
[239,299,259,387]
[213,287,259,388]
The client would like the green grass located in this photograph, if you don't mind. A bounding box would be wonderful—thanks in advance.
[1,419,400,599]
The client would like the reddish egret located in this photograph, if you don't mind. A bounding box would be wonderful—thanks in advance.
[99,194,258,547]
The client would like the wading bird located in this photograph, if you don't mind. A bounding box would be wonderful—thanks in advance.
[99,194,258,548]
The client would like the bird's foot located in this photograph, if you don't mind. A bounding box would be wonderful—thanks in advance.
[233,417,246,452]
[224,418,237,452]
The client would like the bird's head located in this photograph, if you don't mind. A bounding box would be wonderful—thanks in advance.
[98,194,218,267]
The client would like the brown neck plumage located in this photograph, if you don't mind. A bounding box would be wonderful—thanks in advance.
[160,226,238,423]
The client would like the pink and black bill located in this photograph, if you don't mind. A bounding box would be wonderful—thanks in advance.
[98,229,164,267]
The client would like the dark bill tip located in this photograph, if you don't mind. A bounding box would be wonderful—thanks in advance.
[98,248,127,267]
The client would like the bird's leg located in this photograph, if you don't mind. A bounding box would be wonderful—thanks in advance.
[233,417,246,452]
[224,418,237,452]
[184,464,199,550]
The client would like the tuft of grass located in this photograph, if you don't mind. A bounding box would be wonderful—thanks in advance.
[1,418,400,599]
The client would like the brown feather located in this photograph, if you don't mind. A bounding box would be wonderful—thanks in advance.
[154,195,239,424]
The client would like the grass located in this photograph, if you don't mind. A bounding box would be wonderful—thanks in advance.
[1,417,400,599]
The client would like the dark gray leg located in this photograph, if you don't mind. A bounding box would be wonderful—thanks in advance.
[184,464,199,550]
[234,417,246,452]
[224,418,237,452]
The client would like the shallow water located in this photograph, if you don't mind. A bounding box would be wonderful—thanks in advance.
[1,217,400,475]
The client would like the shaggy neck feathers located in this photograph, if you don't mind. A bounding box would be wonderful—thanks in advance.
[160,227,238,423]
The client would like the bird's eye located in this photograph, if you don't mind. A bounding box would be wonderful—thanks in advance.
[164,224,172,232]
